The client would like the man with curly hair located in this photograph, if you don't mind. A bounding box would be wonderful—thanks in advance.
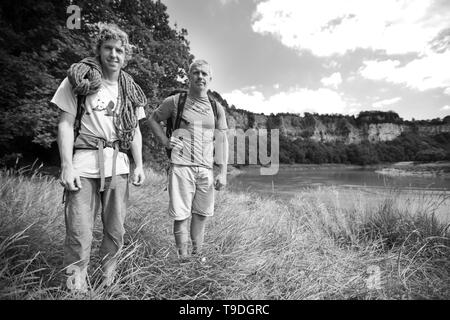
[51,24,147,292]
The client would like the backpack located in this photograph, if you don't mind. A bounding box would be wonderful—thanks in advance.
[165,89,218,159]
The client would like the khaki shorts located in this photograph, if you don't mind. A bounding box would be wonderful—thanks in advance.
[168,165,215,220]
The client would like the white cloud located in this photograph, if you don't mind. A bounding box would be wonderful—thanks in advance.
[359,51,450,91]
[252,0,449,56]
[444,88,450,95]
[372,97,402,110]
[321,72,342,88]
[348,108,360,116]
[359,60,400,80]
[441,105,450,111]
[223,87,347,115]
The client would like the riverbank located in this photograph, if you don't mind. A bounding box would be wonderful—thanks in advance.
[1,167,449,300]
[375,161,450,178]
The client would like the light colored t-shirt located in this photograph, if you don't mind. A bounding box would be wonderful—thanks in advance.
[51,77,146,178]
[152,93,228,169]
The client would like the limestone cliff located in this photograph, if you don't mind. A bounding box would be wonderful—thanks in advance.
[214,93,450,144]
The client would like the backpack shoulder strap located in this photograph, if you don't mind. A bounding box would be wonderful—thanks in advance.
[207,91,218,127]
[165,91,187,159]
[165,91,187,140]
[74,95,86,140]
[174,91,187,131]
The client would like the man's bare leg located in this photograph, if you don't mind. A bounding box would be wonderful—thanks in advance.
[191,213,207,255]
[173,218,189,259]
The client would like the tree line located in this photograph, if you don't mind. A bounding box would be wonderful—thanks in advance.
[277,132,450,165]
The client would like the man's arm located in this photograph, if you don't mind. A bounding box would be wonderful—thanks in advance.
[129,123,145,186]
[148,112,171,149]
[148,111,183,150]
[214,130,228,190]
[219,134,228,176]
[57,111,82,191]
[214,103,229,190]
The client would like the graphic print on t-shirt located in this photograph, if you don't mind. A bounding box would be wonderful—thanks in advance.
[91,86,117,117]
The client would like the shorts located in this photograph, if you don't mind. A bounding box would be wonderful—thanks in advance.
[168,164,215,220]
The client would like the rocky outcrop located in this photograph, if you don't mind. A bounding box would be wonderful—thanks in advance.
[364,123,405,143]
[223,105,450,144]
[209,91,450,144]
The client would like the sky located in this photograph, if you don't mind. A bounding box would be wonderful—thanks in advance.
[160,0,450,120]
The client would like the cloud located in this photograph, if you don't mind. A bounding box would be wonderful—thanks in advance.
[323,60,340,69]
[348,108,360,116]
[223,87,347,115]
[359,51,450,91]
[372,97,402,109]
[241,85,259,92]
[441,105,450,111]
[321,72,342,88]
[219,0,239,5]
[444,88,450,95]
[252,0,449,56]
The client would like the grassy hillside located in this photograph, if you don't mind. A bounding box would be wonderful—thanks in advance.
[0,167,449,299]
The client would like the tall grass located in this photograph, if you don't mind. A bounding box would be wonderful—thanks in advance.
[0,167,449,300]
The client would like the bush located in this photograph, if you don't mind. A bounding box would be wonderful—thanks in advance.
[415,148,447,162]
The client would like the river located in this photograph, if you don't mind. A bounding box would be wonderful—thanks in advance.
[228,164,450,194]
[227,164,450,223]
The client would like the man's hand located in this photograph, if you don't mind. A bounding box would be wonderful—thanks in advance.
[214,172,227,191]
[167,136,183,150]
[132,166,145,186]
[60,166,82,191]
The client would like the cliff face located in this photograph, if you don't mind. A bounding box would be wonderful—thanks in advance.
[223,107,450,144]
[209,90,450,144]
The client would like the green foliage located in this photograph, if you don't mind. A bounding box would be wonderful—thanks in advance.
[266,114,282,129]
[415,148,447,162]
[243,131,450,166]
[247,113,256,128]
[0,0,193,167]
[357,110,402,124]
[275,132,450,165]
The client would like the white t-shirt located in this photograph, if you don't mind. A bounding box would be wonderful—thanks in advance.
[51,77,146,178]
